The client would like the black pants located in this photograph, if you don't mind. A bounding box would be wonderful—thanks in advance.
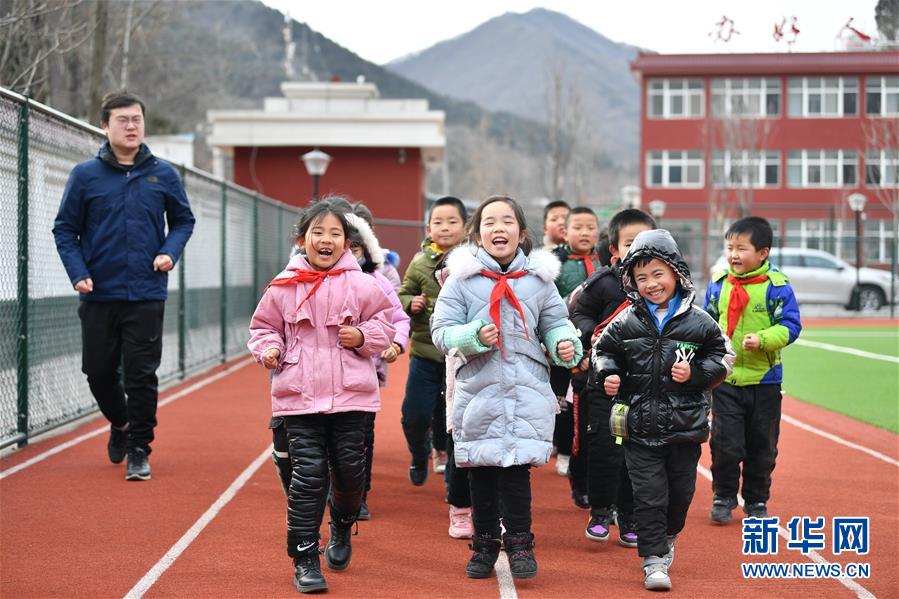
[432,397,447,453]
[283,412,367,556]
[401,356,446,466]
[584,387,633,515]
[469,465,531,536]
[78,300,164,452]
[550,366,573,454]
[444,436,471,508]
[363,412,375,498]
[625,442,701,557]
[710,382,782,504]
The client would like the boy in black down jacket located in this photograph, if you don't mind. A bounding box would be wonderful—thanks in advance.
[592,229,734,592]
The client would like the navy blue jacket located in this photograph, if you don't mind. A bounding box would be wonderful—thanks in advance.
[53,142,195,302]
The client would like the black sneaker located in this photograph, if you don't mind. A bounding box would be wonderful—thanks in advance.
[617,512,639,548]
[107,424,128,464]
[125,447,151,481]
[324,518,356,571]
[409,462,428,486]
[584,510,612,542]
[709,496,737,524]
[744,502,768,518]
[466,533,501,579]
[357,501,370,521]
[571,491,590,509]
[503,532,537,579]
[293,541,328,594]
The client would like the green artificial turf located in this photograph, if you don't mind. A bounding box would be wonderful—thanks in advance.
[782,326,899,433]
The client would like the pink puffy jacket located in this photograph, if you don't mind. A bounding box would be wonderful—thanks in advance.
[248,251,396,416]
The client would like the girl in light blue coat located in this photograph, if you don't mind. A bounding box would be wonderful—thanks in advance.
[431,195,583,581]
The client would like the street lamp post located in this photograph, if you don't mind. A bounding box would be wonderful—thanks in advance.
[301,149,332,201]
[621,185,641,209]
[648,199,666,227]
[847,192,867,311]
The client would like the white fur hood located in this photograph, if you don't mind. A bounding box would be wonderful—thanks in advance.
[446,244,561,283]
[344,213,384,267]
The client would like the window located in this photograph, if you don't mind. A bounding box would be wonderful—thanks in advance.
[647,79,704,118]
[865,149,899,187]
[770,253,802,268]
[711,151,780,187]
[646,151,704,187]
[787,150,858,187]
[866,76,899,116]
[803,255,840,269]
[787,77,859,117]
[710,78,780,117]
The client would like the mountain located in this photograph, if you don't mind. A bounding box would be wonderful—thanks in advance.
[388,8,642,159]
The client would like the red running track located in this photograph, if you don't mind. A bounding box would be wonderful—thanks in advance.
[1,355,896,598]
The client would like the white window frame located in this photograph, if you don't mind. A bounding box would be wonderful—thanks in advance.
[711,151,780,188]
[710,78,781,118]
[786,149,858,188]
[865,76,899,117]
[787,77,859,118]
[646,151,704,188]
[864,149,899,188]
[647,79,705,119]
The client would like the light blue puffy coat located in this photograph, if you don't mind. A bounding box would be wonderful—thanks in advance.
[431,246,582,468]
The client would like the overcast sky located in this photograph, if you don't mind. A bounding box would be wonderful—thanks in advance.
[260,0,882,64]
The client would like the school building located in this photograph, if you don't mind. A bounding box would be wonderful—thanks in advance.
[629,50,899,275]
[206,80,446,263]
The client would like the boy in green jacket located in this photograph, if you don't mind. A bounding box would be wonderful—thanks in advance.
[703,216,802,523]
[399,196,467,485]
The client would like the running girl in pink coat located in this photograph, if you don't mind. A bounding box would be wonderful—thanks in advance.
[248,198,396,594]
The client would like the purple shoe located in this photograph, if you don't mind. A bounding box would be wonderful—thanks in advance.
[584,510,612,542]
[617,512,638,548]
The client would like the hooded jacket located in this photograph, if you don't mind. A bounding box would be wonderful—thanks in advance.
[431,245,583,468]
[592,230,734,447]
[248,250,396,416]
[398,237,450,362]
[53,142,195,301]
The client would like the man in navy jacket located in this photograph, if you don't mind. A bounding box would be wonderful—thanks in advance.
[53,91,195,481]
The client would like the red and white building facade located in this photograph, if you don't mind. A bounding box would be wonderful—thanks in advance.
[630,51,898,275]
[206,81,445,262]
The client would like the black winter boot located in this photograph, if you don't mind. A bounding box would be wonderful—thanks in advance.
[466,533,502,579]
[293,540,327,594]
[324,515,356,571]
[503,531,537,579]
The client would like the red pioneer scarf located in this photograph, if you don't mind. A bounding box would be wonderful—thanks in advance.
[726,274,768,338]
[268,269,347,313]
[568,253,599,276]
[480,269,530,352]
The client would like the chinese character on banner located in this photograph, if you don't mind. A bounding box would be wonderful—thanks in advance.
[742,517,780,555]
[786,516,827,554]
[773,17,800,47]
[833,517,870,555]
[711,15,740,42]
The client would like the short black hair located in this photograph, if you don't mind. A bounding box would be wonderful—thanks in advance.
[295,196,350,239]
[608,208,657,248]
[566,206,598,226]
[352,202,374,226]
[100,90,146,125]
[428,196,467,223]
[543,200,570,223]
[468,195,533,255]
[726,216,773,251]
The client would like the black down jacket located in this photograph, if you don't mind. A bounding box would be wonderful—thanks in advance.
[592,230,733,447]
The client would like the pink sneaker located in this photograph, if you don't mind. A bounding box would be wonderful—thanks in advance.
[448,505,474,539]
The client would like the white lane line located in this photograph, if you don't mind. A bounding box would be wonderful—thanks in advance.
[496,551,518,599]
[803,332,898,338]
[696,465,876,599]
[123,445,272,599]
[793,339,899,363]
[0,358,255,480]
[781,414,899,468]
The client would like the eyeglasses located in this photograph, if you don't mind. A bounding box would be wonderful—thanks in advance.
[113,116,144,127]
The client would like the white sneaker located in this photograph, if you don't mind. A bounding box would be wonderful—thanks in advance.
[555,454,570,476]
[643,556,671,591]
[664,535,677,570]
[432,449,447,474]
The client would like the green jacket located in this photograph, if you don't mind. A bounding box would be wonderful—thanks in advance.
[703,261,802,386]
[398,237,447,362]
[552,244,602,300]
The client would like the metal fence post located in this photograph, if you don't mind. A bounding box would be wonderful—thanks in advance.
[220,182,227,361]
[253,194,261,296]
[15,99,29,447]
[178,165,187,379]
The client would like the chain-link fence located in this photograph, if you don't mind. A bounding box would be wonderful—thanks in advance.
[0,87,300,449]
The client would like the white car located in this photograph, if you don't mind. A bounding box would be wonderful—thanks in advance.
[710,248,897,311]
